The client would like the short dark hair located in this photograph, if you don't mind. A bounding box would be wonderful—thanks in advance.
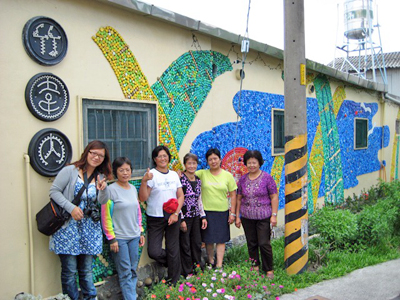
[151,145,171,166]
[205,148,221,161]
[183,153,198,165]
[243,150,264,167]
[112,157,132,178]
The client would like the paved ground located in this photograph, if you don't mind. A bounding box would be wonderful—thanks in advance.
[278,258,400,300]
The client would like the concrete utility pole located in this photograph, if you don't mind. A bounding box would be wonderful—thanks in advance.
[283,0,309,275]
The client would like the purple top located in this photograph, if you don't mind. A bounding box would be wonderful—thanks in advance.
[180,173,202,218]
[237,171,278,220]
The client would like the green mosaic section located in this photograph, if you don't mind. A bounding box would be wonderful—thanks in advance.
[151,50,232,149]
[314,75,344,205]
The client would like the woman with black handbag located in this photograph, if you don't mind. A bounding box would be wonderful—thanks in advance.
[49,140,112,300]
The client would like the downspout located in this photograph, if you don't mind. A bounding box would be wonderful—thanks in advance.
[24,154,35,295]
[380,95,385,181]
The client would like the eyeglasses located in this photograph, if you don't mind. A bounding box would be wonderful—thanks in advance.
[156,155,169,159]
[89,150,105,159]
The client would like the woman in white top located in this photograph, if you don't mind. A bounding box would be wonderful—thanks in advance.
[139,145,184,284]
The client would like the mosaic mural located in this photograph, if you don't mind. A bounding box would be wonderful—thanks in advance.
[190,75,390,211]
[92,26,391,278]
[92,26,232,278]
[92,26,232,170]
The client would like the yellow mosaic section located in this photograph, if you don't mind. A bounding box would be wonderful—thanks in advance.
[270,155,285,191]
[390,110,400,181]
[308,85,346,210]
[92,26,183,170]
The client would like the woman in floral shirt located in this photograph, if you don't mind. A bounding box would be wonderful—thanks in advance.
[235,150,278,279]
[179,153,207,276]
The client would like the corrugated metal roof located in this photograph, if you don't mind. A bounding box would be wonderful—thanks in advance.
[95,0,388,93]
[330,51,400,71]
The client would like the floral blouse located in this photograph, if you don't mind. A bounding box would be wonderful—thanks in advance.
[50,178,103,255]
[180,173,203,219]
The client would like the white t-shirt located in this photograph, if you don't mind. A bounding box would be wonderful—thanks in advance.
[146,168,182,217]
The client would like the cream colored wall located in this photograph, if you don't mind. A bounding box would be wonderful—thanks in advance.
[0,0,214,298]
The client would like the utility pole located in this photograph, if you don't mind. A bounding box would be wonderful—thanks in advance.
[283,0,309,275]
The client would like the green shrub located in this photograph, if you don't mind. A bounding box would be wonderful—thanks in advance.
[309,206,358,250]
[357,194,399,245]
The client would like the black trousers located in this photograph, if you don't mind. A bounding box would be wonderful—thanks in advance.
[241,217,273,272]
[179,216,203,276]
[146,213,181,284]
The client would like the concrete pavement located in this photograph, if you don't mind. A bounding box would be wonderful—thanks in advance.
[278,259,400,300]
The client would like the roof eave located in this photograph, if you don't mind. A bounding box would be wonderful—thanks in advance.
[95,0,388,93]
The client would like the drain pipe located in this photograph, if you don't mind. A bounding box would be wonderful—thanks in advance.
[383,92,400,106]
[24,154,35,295]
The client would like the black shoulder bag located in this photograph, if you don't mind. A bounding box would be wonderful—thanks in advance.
[36,172,96,236]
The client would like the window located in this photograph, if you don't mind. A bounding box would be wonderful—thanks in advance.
[272,109,285,155]
[82,98,157,177]
[354,118,368,149]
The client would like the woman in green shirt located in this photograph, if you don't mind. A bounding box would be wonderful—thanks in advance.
[196,148,237,269]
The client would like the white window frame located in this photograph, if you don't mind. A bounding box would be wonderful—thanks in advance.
[79,97,158,178]
[272,108,285,156]
[354,117,368,150]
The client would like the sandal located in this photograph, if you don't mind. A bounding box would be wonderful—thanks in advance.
[266,271,274,280]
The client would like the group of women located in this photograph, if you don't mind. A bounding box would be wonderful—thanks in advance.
[49,141,278,300]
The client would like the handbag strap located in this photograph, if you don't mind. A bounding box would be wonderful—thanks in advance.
[71,171,97,207]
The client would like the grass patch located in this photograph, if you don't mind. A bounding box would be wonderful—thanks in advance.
[143,181,400,299]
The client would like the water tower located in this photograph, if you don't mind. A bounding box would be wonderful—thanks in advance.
[331,0,387,83]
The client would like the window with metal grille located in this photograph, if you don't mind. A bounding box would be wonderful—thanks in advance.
[272,109,285,155]
[354,118,368,149]
[82,98,157,177]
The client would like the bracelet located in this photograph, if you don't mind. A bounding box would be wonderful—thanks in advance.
[230,213,236,217]
[174,212,179,216]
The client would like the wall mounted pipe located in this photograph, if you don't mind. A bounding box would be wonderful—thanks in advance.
[24,154,35,295]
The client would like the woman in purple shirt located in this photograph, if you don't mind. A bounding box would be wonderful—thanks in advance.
[235,150,278,279]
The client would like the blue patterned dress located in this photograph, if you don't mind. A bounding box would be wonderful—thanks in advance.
[50,178,103,255]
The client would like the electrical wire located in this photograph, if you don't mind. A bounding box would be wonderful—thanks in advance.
[230,0,251,177]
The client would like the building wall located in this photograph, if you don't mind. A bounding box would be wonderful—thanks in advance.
[0,0,398,298]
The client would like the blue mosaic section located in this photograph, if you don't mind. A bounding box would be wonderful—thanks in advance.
[191,90,390,207]
[151,51,232,150]
[337,100,390,188]
[191,91,320,209]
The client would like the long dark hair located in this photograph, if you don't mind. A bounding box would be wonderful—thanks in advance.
[72,140,112,179]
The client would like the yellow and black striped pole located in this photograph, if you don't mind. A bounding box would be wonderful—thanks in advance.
[284,135,308,274]
[283,0,308,274]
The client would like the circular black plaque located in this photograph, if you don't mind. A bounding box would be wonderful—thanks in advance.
[25,73,69,121]
[23,16,68,66]
[28,128,73,177]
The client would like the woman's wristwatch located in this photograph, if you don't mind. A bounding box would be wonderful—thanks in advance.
[174,212,179,216]
[272,213,277,217]
[230,213,236,217]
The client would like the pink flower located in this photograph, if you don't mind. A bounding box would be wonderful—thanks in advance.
[247,294,252,299]
[236,285,242,290]
[279,285,284,289]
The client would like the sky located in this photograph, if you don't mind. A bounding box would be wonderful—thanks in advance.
[143,0,400,65]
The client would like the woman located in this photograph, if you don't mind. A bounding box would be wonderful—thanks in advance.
[235,150,278,279]
[139,145,184,284]
[179,153,207,276]
[49,140,112,300]
[98,157,145,300]
[196,148,237,269]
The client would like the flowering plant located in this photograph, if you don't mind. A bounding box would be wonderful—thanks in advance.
[143,260,283,299]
